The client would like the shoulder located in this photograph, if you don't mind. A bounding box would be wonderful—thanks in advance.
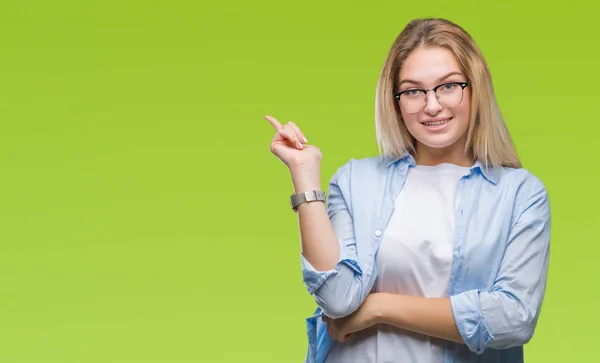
[495,166,550,218]
[326,155,391,213]
[497,166,548,197]
[328,155,391,185]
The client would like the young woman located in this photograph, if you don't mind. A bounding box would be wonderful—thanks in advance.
[264,18,551,363]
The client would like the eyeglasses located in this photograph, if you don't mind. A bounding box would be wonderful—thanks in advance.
[393,80,470,114]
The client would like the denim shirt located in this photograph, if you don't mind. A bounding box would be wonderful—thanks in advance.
[300,154,551,363]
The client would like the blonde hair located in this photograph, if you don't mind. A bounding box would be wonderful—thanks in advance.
[375,18,521,168]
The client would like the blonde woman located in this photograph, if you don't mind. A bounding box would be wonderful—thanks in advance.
[265,18,550,363]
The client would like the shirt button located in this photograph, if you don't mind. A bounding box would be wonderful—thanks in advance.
[366,269,371,276]
[375,230,382,237]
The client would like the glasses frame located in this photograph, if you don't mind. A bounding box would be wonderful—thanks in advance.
[393,80,470,114]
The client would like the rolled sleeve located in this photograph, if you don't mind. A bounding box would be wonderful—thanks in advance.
[451,175,551,354]
[301,246,362,295]
[450,290,495,354]
[300,160,365,318]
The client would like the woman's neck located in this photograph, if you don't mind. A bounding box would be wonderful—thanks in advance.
[414,140,474,167]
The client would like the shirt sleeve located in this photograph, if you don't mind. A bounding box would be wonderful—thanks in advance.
[450,174,551,354]
[300,160,365,319]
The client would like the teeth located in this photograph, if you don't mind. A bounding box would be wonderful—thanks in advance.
[423,118,450,126]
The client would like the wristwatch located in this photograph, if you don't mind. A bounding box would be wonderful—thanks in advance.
[290,190,326,211]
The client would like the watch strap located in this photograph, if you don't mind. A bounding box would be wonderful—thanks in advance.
[290,190,326,211]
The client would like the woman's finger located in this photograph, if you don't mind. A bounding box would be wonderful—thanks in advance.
[283,123,304,149]
[324,318,344,342]
[323,317,332,335]
[327,324,337,340]
[275,128,303,150]
[264,115,283,131]
[277,127,304,149]
[287,121,308,143]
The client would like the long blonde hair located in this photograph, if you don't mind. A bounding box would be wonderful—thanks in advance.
[375,18,521,168]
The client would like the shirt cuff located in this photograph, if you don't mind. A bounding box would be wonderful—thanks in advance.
[300,248,362,295]
[450,290,494,354]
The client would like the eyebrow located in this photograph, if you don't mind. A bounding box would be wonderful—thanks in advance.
[398,71,465,88]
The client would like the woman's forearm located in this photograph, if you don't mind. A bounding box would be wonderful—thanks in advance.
[371,293,464,344]
[290,164,340,272]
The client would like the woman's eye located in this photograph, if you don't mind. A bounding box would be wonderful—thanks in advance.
[440,83,457,92]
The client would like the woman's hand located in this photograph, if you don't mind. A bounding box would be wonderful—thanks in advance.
[265,115,322,171]
[322,294,381,343]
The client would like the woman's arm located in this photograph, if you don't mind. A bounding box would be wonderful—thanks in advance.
[295,161,365,319]
[264,116,364,319]
[449,175,551,353]
[371,294,464,343]
[290,163,340,272]
[326,174,551,353]
[322,293,463,344]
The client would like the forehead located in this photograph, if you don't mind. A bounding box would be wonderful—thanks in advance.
[399,47,462,83]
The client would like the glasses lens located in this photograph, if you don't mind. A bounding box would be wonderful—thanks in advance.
[399,92,425,113]
[437,83,464,108]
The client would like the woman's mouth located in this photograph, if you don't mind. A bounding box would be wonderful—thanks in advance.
[421,117,452,131]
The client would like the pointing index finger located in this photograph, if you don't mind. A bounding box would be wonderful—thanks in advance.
[264,115,283,130]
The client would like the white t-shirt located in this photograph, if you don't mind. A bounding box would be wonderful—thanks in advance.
[325,163,470,363]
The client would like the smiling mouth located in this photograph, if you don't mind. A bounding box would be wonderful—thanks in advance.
[422,117,452,127]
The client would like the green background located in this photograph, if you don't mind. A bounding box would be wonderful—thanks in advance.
[0,0,597,362]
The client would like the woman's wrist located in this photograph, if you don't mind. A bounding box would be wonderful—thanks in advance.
[289,163,322,193]
[365,293,386,325]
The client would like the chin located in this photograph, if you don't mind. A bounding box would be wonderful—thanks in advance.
[414,133,466,150]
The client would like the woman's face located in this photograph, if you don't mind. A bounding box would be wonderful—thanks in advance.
[397,46,472,152]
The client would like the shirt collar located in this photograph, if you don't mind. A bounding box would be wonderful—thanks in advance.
[470,160,499,185]
[385,153,499,185]
[385,153,416,168]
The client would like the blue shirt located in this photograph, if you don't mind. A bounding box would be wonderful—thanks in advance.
[300,153,551,363]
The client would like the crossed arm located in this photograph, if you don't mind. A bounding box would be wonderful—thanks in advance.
[299,163,551,354]
[320,291,464,344]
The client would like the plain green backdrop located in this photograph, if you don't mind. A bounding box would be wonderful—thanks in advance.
[0,0,597,362]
